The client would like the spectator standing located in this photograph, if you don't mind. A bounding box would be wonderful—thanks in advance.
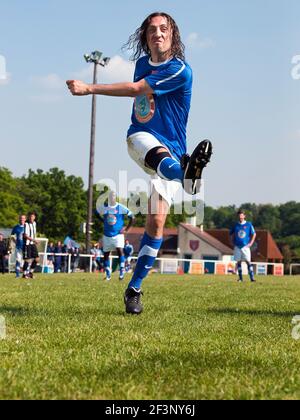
[11,215,26,278]
[0,233,9,275]
[54,241,63,273]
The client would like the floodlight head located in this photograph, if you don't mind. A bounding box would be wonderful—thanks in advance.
[84,51,103,64]
[103,57,111,66]
[84,53,91,63]
[84,51,110,66]
[91,51,103,62]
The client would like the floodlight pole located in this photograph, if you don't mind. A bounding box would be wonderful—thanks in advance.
[85,51,110,255]
[86,62,98,255]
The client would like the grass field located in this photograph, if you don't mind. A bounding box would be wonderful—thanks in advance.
[0,273,300,400]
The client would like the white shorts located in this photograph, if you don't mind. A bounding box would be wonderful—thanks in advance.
[15,248,23,264]
[127,132,181,207]
[103,234,125,253]
[234,246,252,263]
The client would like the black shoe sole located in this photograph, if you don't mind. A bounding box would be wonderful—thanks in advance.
[183,140,213,195]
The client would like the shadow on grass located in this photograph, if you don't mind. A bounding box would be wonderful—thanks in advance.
[0,306,46,317]
[208,308,298,318]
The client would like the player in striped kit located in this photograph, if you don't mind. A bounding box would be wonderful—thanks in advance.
[23,212,40,279]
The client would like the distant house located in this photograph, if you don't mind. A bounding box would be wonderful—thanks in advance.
[125,227,178,259]
[178,224,233,262]
[125,224,283,264]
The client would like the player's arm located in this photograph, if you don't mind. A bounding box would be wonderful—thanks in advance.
[248,231,257,248]
[124,215,134,233]
[229,228,235,247]
[66,79,153,98]
[10,229,16,244]
[94,209,104,223]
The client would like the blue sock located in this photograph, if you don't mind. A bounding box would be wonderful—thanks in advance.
[128,233,163,290]
[16,262,21,277]
[104,260,111,278]
[120,256,125,273]
[157,157,184,182]
[247,263,255,281]
[237,263,243,281]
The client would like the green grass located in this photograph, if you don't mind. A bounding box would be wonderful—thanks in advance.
[0,273,300,400]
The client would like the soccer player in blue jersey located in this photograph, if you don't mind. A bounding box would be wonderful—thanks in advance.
[230,210,257,283]
[124,239,134,273]
[11,214,26,278]
[67,12,213,314]
[96,192,134,281]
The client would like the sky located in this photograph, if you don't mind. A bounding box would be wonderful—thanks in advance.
[0,0,299,208]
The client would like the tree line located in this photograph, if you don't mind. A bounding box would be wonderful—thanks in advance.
[1,167,299,263]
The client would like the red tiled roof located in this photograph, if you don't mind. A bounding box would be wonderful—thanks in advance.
[128,227,178,236]
[125,227,178,255]
[207,229,283,262]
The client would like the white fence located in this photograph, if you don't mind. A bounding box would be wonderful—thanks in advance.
[109,256,284,276]
[8,252,285,276]
[39,253,94,274]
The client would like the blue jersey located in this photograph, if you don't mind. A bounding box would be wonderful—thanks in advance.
[11,224,25,249]
[230,222,256,249]
[127,56,193,161]
[124,244,134,258]
[98,203,133,238]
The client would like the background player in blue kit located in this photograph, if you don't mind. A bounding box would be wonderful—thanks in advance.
[230,210,257,283]
[67,12,213,314]
[96,192,134,281]
[124,239,134,273]
[11,214,26,278]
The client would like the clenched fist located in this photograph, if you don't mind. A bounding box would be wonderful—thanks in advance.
[66,80,91,96]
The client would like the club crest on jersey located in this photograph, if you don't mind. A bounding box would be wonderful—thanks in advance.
[238,230,247,239]
[107,214,117,226]
[134,94,155,123]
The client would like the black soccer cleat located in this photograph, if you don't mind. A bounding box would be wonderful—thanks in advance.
[182,139,213,195]
[124,287,143,315]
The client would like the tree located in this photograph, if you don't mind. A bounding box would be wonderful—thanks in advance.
[256,204,282,237]
[0,167,28,227]
[279,202,300,237]
[20,168,86,239]
[212,205,237,229]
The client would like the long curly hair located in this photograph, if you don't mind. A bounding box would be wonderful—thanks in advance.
[123,12,185,62]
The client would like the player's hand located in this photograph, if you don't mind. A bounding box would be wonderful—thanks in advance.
[66,80,91,96]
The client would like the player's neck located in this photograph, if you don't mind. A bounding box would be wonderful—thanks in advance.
[150,51,173,64]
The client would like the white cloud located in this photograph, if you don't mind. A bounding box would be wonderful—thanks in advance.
[30,73,65,90]
[71,55,134,83]
[186,33,216,50]
[28,55,134,102]
[0,72,11,86]
[29,94,64,104]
